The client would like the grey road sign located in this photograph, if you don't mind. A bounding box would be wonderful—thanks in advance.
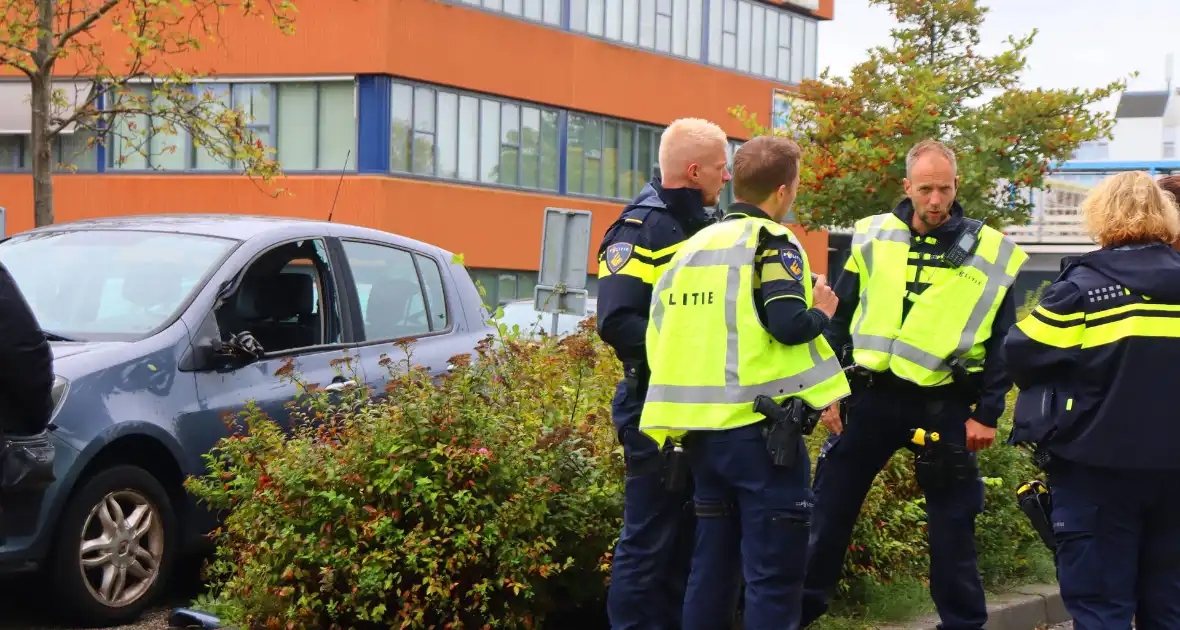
[534,207,593,331]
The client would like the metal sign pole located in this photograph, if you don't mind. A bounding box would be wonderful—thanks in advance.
[535,207,593,332]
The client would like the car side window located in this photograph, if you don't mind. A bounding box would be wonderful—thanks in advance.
[341,241,433,340]
[214,239,337,354]
[414,253,449,331]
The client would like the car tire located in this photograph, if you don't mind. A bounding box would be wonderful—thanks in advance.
[49,465,178,627]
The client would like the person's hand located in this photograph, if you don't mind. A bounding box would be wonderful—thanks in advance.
[821,403,843,435]
[965,418,995,451]
[813,274,838,318]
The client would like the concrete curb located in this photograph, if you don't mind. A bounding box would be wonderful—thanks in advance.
[881,584,1067,630]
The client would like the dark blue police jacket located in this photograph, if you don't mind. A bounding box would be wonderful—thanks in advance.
[595,177,713,367]
[1005,242,1180,470]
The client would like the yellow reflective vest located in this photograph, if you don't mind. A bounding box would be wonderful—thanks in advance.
[847,212,1028,387]
[639,215,852,446]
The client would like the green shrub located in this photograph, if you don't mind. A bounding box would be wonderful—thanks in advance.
[188,312,1053,628]
[186,320,625,629]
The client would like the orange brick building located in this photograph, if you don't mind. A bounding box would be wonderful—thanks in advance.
[0,0,833,306]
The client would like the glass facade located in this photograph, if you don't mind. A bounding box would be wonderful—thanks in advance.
[390,80,561,192]
[446,0,820,84]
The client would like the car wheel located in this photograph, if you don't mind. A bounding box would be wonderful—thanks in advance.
[50,465,177,627]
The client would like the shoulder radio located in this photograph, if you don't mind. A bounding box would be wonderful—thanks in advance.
[943,219,983,268]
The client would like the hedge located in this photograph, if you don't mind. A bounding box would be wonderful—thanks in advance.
[187,311,1052,629]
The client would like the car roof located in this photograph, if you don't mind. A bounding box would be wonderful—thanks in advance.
[13,213,453,257]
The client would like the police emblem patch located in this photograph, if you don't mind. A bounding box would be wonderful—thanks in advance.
[781,247,804,281]
[605,243,634,274]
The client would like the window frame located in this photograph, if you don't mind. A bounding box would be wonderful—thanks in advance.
[0,129,102,173]
[388,78,561,195]
[412,251,452,334]
[103,78,357,174]
[335,237,456,346]
[566,111,664,201]
[211,236,346,357]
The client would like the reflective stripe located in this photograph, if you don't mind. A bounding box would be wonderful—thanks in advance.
[951,235,1019,360]
[1083,314,1180,347]
[1015,313,1083,349]
[646,221,845,408]
[851,333,952,371]
[645,341,844,405]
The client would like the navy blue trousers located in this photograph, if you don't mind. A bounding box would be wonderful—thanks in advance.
[1048,459,1180,629]
[606,379,696,630]
[800,384,988,630]
[682,422,812,630]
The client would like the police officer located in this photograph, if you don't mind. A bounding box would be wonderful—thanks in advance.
[596,117,733,630]
[800,139,1029,630]
[1159,174,1180,251]
[0,257,56,543]
[638,134,851,630]
[1004,170,1180,629]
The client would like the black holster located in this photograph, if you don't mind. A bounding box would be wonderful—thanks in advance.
[912,431,978,493]
[663,443,689,492]
[946,358,982,402]
[1017,480,1056,553]
[621,360,649,398]
[753,395,816,469]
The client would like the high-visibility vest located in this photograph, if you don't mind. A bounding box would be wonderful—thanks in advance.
[847,212,1028,386]
[639,215,851,446]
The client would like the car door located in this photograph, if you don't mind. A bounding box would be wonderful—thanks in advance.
[332,238,462,394]
[179,236,358,488]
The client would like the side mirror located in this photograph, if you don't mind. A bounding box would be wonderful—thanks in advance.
[181,327,266,372]
[210,331,266,366]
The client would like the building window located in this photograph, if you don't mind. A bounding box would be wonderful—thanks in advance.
[0,131,100,172]
[458,0,563,26]
[275,82,358,171]
[567,113,663,200]
[708,0,817,83]
[390,80,560,192]
[107,79,356,172]
[470,267,598,309]
[571,0,705,61]
[451,0,818,84]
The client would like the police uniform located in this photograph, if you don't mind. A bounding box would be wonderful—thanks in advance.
[639,204,851,630]
[800,199,1028,630]
[1005,241,1180,629]
[596,176,714,630]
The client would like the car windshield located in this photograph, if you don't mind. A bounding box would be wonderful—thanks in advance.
[0,229,237,341]
[497,300,595,337]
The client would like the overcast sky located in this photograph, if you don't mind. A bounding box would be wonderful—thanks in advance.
[816,0,1180,113]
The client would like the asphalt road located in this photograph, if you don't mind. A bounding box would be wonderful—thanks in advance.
[0,559,205,630]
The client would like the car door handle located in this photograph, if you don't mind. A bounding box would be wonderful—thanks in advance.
[322,379,356,392]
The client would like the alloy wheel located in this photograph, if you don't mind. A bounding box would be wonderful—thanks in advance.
[77,489,165,608]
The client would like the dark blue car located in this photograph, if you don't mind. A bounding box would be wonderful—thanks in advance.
[0,214,494,625]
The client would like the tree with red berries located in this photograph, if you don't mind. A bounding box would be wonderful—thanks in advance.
[730,0,1129,230]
